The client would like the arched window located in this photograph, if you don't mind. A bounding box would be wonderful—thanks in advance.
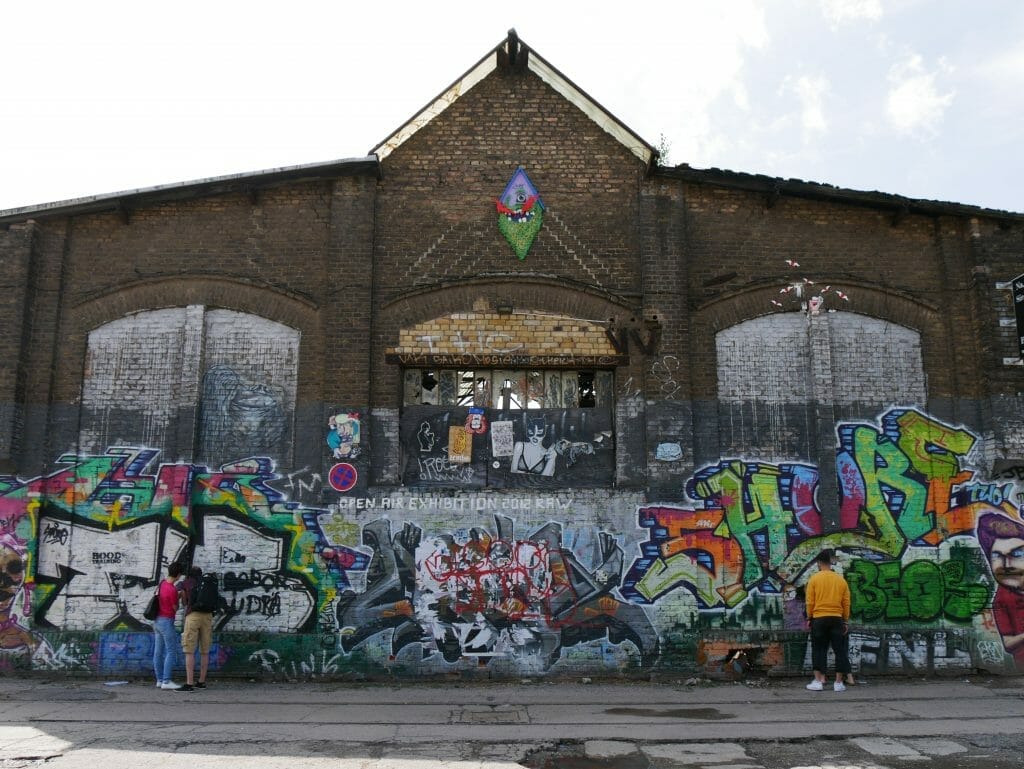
[80,307,299,465]
[715,311,925,459]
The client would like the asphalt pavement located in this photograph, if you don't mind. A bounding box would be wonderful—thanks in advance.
[0,674,1021,768]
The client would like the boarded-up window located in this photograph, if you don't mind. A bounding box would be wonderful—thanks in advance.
[81,306,299,465]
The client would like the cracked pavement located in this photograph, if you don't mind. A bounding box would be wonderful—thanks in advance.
[0,675,1020,768]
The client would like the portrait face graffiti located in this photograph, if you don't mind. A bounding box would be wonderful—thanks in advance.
[977,512,1024,593]
[0,542,26,615]
[990,537,1024,592]
[200,365,288,460]
[512,416,556,476]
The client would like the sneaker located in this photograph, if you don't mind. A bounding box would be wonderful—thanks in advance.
[834,681,847,692]
[175,684,195,692]
[156,681,163,688]
[806,680,824,691]
[195,682,207,689]
[160,681,182,690]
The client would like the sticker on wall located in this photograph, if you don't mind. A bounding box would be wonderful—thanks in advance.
[655,442,683,462]
[327,412,361,459]
[495,167,544,260]
[448,426,471,464]
[328,462,358,493]
[490,420,514,457]
[465,408,488,435]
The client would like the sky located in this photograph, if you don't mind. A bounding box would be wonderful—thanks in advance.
[3,1,1023,214]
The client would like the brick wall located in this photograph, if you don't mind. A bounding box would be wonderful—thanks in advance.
[1,48,1022,681]
[392,311,618,357]
[0,221,35,470]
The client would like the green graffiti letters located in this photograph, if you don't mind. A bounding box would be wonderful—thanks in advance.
[848,552,991,623]
[851,425,923,544]
[894,410,977,542]
[693,462,794,586]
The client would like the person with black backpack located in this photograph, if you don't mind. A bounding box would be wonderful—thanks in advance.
[178,566,219,692]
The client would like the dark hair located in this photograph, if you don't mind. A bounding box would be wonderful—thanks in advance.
[815,549,834,565]
[977,513,1024,555]
[188,566,203,579]
[168,562,184,579]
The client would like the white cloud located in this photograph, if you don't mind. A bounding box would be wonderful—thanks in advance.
[789,74,831,138]
[621,2,769,164]
[820,0,883,26]
[977,48,1024,83]
[886,55,955,135]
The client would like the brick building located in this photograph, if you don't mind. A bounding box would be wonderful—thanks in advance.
[1,32,1022,679]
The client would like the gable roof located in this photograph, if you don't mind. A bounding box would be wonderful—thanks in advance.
[370,30,658,168]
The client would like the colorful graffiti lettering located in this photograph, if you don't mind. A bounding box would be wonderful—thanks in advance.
[623,408,1019,667]
[0,448,370,648]
[846,549,991,622]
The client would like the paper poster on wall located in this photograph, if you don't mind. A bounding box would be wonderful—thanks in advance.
[448,426,471,463]
[491,420,514,457]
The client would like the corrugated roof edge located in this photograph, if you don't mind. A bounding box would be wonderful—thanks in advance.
[655,163,1024,222]
[0,156,380,226]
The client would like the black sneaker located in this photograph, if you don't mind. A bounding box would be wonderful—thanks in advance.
[176,684,195,692]
[195,682,207,689]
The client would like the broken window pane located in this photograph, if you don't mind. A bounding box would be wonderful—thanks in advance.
[439,370,459,405]
[404,368,610,410]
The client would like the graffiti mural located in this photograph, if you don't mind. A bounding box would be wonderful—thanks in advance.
[0,405,1019,678]
[623,407,1021,669]
[975,513,1024,665]
[199,365,289,461]
[0,532,37,656]
[0,446,654,674]
[337,516,658,669]
[1,448,370,649]
[495,166,544,260]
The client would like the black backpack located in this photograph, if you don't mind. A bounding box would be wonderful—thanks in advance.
[190,573,220,613]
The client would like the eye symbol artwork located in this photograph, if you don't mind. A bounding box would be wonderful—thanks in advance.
[495,167,544,260]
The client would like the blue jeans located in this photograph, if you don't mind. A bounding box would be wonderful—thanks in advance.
[152,617,181,683]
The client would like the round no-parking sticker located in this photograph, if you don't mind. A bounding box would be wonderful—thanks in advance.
[328,462,358,492]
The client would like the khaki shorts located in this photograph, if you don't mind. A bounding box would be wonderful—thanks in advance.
[182,611,213,654]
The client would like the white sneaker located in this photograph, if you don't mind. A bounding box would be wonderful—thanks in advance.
[160,681,182,690]
[156,681,163,688]
[806,680,823,691]
[834,681,847,692]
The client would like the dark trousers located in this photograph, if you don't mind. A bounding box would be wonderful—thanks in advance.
[810,616,850,675]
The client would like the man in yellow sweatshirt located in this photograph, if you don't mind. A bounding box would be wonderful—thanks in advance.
[805,548,851,691]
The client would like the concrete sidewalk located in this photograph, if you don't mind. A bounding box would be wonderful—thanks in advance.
[0,676,1022,767]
